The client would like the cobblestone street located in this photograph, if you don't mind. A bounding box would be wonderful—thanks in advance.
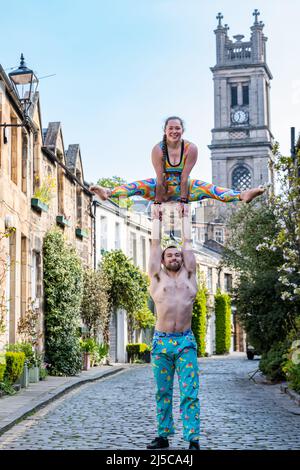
[0,354,299,450]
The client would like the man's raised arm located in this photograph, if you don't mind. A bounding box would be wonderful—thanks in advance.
[180,204,196,276]
[148,204,163,279]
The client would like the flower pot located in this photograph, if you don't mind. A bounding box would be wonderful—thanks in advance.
[142,350,151,363]
[56,215,71,227]
[31,198,49,213]
[82,352,91,370]
[28,366,40,383]
[17,363,29,388]
[76,228,88,239]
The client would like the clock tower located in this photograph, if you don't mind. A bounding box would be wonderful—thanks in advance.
[209,10,274,191]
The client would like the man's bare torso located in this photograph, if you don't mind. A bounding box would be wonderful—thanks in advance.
[150,266,198,333]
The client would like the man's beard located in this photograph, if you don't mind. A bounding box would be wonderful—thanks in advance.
[166,261,181,272]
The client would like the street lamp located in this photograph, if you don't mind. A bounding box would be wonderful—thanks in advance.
[1,54,38,141]
[8,53,39,115]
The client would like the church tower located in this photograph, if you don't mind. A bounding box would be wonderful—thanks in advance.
[193,10,274,248]
[209,9,274,191]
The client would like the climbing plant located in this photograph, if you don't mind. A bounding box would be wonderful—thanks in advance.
[80,267,110,339]
[192,283,208,357]
[100,250,149,342]
[215,289,231,355]
[43,229,83,375]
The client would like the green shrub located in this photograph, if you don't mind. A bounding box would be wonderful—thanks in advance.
[0,363,6,382]
[259,342,288,382]
[192,286,207,357]
[283,361,300,393]
[43,229,83,376]
[0,379,16,395]
[90,343,109,365]
[80,338,98,353]
[5,342,36,368]
[134,302,156,330]
[98,343,109,360]
[39,365,48,381]
[4,352,25,383]
[126,343,149,362]
[215,289,231,355]
[282,341,300,392]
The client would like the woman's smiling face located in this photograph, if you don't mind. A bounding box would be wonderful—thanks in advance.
[164,119,184,144]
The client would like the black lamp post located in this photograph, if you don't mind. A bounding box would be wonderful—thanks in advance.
[1,54,38,140]
[8,53,39,115]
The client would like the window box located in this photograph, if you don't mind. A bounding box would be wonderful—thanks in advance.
[56,215,71,227]
[76,228,88,239]
[31,198,49,213]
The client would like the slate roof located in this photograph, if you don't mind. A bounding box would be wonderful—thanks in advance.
[43,122,61,149]
[65,144,80,172]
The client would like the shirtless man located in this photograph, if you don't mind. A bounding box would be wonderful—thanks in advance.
[147,203,200,451]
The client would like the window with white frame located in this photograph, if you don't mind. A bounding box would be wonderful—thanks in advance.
[207,267,213,291]
[115,222,121,249]
[100,216,107,252]
[215,229,224,244]
[141,236,146,271]
[129,232,137,265]
[224,273,233,292]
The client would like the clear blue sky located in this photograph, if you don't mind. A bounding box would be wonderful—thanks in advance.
[1,0,299,184]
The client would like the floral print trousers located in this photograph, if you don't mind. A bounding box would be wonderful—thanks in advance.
[151,328,200,442]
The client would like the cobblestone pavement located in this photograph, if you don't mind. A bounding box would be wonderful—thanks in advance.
[0,354,299,450]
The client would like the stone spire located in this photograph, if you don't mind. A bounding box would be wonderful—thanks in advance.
[214,12,227,64]
[250,9,266,62]
[213,9,268,67]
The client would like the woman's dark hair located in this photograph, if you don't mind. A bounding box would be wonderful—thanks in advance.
[162,116,185,164]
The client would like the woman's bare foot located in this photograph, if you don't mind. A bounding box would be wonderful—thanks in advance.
[239,186,265,203]
[89,185,111,200]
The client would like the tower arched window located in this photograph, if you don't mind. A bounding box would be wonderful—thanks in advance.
[232,165,251,191]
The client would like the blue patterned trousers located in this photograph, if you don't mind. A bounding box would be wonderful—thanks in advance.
[151,328,200,442]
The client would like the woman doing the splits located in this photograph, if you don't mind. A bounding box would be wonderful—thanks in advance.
[90,116,265,205]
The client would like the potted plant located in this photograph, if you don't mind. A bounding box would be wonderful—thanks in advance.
[16,299,43,383]
[98,343,109,365]
[4,343,34,387]
[18,361,29,388]
[31,175,56,213]
[80,338,97,370]
[142,345,151,363]
[39,361,49,381]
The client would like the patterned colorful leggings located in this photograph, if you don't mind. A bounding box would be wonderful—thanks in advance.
[151,329,200,442]
[110,175,241,203]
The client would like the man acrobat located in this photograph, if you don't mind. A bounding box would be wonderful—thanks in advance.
[147,203,200,450]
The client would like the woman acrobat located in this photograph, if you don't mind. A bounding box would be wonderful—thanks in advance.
[89,116,265,205]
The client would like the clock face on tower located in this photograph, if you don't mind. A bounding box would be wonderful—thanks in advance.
[231,109,248,124]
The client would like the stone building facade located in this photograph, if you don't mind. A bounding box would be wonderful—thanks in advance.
[0,64,93,351]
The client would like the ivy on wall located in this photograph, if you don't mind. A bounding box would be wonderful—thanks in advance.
[192,285,208,357]
[43,229,83,375]
[215,289,231,355]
